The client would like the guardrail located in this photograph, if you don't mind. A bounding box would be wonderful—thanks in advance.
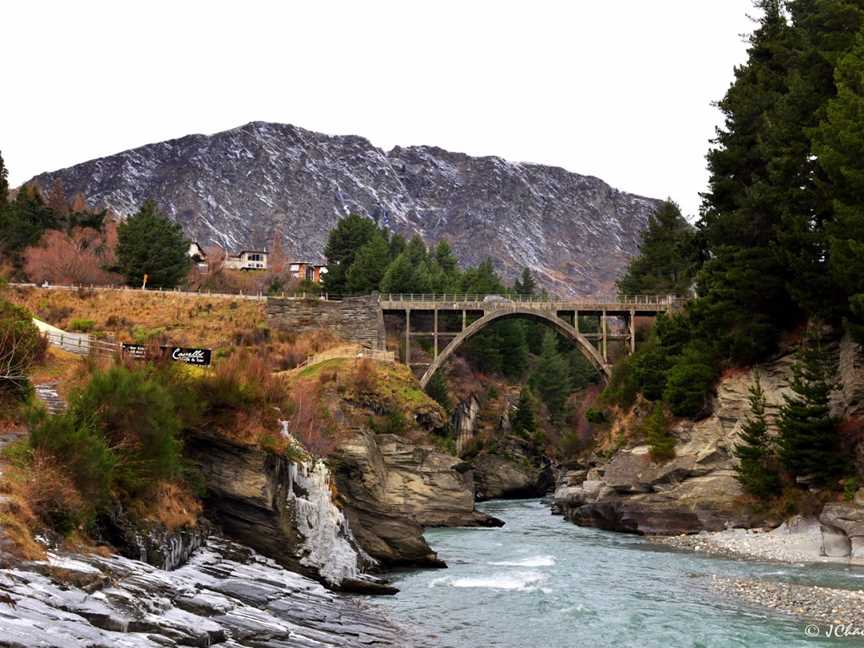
[43,331,120,357]
[380,293,683,305]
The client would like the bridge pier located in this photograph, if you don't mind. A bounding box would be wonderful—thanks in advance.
[601,310,608,364]
[405,309,411,364]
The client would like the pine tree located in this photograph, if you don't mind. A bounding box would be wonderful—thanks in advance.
[531,330,572,423]
[322,214,380,295]
[379,252,417,294]
[777,328,846,486]
[644,402,676,462]
[425,371,451,412]
[513,268,537,296]
[733,372,782,498]
[0,184,59,265]
[0,150,8,209]
[616,200,697,296]
[498,320,529,379]
[812,29,864,340]
[346,232,390,294]
[461,258,504,294]
[116,200,191,288]
[511,387,537,438]
[433,240,459,275]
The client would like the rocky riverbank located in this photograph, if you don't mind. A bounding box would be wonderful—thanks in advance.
[653,513,864,565]
[0,536,407,648]
[712,577,864,630]
[554,332,864,537]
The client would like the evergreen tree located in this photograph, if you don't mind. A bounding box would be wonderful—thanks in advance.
[812,29,864,340]
[0,150,8,208]
[461,258,505,294]
[513,268,537,296]
[380,252,419,294]
[322,214,380,294]
[617,200,697,296]
[733,372,782,498]
[511,387,538,437]
[0,185,59,266]
[346,232,390,294]
[425,370,452,412]
[498,320,530,379]
[644,402,676,462]
[778,328,846,486]
[116,200,191,288]
[531,330,572,423]
[433,240,459,275]
[388,233,406,261]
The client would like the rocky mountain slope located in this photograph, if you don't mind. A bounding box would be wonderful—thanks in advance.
[29,121,661,295]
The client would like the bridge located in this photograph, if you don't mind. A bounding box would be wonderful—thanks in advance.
[379,294,679,387]
[267,293,680,388]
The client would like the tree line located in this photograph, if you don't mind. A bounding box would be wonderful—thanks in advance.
[609,0,864,497]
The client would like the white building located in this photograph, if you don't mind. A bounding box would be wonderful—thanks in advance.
[224,250,268,271]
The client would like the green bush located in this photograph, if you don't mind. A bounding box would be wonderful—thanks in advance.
[663,344,718,417]
[29,411,117,506]
[369,410,408,436]
[600,352,641,410]
[585,408,607,424]
[644,402,675,462]
[69,318,96,332]
[71,365,185,494]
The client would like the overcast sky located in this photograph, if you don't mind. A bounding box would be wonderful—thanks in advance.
[2,1,756,218]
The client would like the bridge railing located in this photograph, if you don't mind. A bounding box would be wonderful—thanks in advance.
[380,293,683,306]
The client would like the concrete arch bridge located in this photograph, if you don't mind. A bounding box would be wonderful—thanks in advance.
[379,294,680,387]
[266,293,681,388]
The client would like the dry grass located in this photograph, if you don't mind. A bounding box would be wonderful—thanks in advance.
[8,286,265,349]
[0,458,48,561]
[128,482,202,530]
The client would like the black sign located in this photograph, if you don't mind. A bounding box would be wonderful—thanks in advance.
[122,344,212,366]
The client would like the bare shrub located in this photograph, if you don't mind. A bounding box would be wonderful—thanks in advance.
[23,227,120,286]
[285,380,345,458]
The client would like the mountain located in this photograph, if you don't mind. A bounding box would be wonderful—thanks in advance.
[29,121,661,296]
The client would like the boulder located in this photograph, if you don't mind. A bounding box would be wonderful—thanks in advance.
[464,433,554,502]
[820,502,864,559]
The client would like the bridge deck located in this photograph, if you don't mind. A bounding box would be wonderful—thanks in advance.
[379,294,680,313]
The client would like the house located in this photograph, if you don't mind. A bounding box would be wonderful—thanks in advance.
[188,242,207,264]
[225,250,268,271]
[289,261,328,284]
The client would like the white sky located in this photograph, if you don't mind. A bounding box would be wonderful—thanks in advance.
[2,0,756,218]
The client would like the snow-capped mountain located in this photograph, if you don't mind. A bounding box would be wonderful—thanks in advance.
[30,121,661,295]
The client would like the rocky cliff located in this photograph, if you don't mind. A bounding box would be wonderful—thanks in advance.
[29,121,661,295]
[554,332,864,537]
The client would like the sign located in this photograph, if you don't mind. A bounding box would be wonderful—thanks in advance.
[122,343,212,366]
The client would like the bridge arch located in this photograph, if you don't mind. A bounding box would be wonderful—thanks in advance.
[418,309,610,389]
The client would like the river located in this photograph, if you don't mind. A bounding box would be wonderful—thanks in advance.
[373,499,864,647]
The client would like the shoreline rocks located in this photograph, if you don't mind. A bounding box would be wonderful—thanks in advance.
[712,576,864,629]
[0,537,407,647]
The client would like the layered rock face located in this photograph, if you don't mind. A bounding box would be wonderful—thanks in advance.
[185,431,394,594]
[555,333,862,536]
[29,121,661,295]
[0,537,406,648]
[472,436,555,501]
[332,428,501,568]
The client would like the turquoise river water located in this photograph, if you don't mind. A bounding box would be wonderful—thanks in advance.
[373,499,864,647]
